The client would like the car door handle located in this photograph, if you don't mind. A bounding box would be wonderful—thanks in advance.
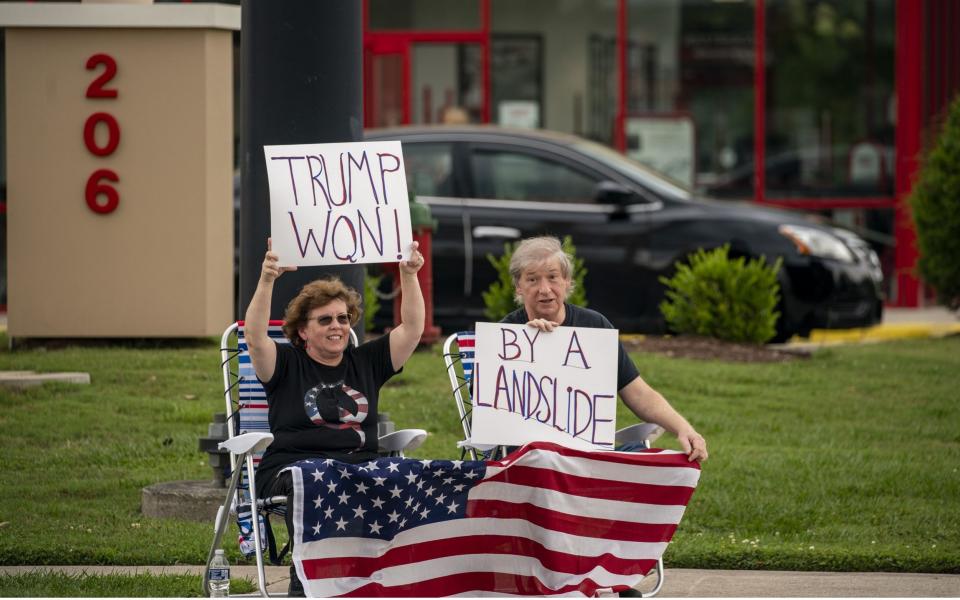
[473,226,521,239]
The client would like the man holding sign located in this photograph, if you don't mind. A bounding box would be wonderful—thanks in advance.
[501,236,708,462]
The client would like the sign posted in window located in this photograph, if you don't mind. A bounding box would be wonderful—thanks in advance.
[264,141,413,267]
[470,322,619,450]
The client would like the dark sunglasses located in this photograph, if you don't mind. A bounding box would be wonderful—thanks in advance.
[311,313,351,327]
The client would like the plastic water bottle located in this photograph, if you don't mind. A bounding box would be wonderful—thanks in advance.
[209,548,230,597]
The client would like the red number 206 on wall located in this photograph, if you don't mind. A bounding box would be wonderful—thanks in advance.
[84,53,121,214]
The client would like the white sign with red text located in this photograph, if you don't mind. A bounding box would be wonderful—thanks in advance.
[264,140,413,267]
[471,322,619,450]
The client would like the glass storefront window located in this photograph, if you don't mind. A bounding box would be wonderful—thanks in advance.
[492,35,543,129]
[370,0,480,31]
[626,0,755,196]
[412,44,483,125]
[766,0,895,199]
[491,0,616,142]
[369,53,405,128]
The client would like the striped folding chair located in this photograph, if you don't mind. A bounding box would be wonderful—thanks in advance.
[203,321,427,597]
[441,330,667,597]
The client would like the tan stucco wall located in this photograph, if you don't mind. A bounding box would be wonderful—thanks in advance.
[6,26,233,337]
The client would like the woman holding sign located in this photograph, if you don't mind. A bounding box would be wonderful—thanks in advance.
[501,236,708,462]
[244,238,425,595]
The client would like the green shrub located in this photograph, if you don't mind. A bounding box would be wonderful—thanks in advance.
[481,235,588,321]
[481,243,520,321]
[659,245,782,344]
[363,267,383,333]
[909,93,960,309]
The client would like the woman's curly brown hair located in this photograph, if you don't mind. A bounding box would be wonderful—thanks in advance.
[282,277,363,348]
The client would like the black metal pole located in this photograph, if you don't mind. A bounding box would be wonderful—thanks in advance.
[239,0,365,337]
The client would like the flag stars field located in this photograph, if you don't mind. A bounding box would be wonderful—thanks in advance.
[294,457,488,543]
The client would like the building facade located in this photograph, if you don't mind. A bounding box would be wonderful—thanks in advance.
[1,0,958,311]
[360,0,959,307]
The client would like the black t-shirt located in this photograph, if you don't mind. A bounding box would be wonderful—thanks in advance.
[254,334,398,493]
[501,303,640,391]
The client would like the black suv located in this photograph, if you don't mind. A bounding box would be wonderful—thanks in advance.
[365,126,884,339]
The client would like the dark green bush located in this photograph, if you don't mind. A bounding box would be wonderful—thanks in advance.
[659,245,782,344]
[481,235,588,321]
[909,93,960,309]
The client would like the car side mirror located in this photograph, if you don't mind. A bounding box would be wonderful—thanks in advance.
[593,181,641,205]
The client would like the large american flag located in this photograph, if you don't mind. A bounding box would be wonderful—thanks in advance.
[289,441,700,597]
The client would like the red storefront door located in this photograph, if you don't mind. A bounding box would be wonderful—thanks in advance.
[365,39,408,128]
[364,34,488,128]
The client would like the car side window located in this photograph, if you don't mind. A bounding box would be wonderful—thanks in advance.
[402,142,454,197]
[471,149,601,203]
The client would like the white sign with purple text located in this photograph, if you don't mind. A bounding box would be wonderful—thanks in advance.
[471,322,619,450]
[264,141,413,267]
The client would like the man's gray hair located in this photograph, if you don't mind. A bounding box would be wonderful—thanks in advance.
[509,236,575,303]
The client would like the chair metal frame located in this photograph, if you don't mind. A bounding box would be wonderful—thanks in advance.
[203,321,426,597]
[441,331,666,597]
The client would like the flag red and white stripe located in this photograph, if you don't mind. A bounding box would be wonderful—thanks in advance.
[290,441,700,597]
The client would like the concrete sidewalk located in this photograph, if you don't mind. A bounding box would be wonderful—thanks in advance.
[2,565,959,597]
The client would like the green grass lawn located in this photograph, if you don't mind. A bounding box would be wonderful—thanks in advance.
[0,333,957,577]
[0,571,255,597]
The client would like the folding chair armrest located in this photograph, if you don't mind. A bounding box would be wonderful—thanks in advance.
[378,428,427,454]
[218,432,274,456]
[456,440,499,452]
[615,423,664,447]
